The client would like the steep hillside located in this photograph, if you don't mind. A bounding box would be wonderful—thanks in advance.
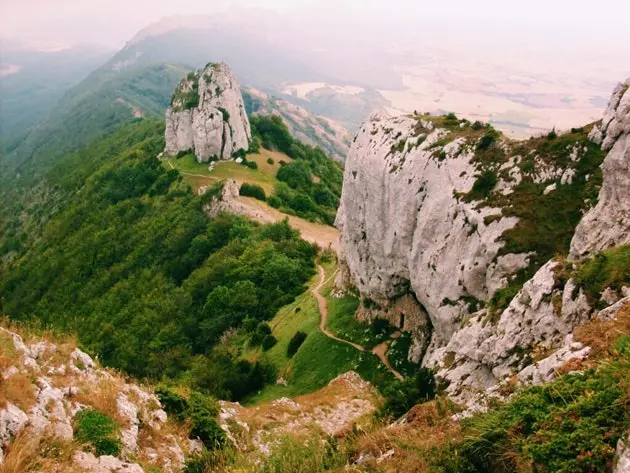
[243,88,351,163]
[0,323,205,471]
[0,120,317,403]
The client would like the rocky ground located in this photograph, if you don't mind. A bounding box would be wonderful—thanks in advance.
[0,324,200,472]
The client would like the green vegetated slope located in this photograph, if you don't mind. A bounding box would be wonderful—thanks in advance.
[236,261,398,404]
[249,115,343,225]
[242,88,351,162]
[3,63,187,182]
[166,114,344,226]
[0,119,319,403]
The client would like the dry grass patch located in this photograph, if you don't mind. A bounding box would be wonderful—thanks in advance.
[0,373,37,411]
[0,433,80,473]
[75,376,126,426]
[349,399,461,473]
[572,303,630,367]
[0,331,20,372]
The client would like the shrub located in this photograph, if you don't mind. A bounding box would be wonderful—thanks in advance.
[232,148,246,159]
[217,107,230,122]
[371,318,391,335]
[476,129,499,151]
[245,161,258,170]
[248,137,261,154]
[155,386,188,419]
[73,409,121,456]
[287,331,307,357]
[573,245,630,307]
[547,128,558,140]
[466,169,498,201]
[239,183,266,201]
[267,196,282,208]
[381,369,437,418]
[471,120,485,130]
[188,393,226,450]
[262,334,278,351]
[176,149,192,159]
[267,158,274,165]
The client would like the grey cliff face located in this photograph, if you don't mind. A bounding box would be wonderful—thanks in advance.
[165,62,251,162]
[570,78,630,259]
[335,111,528,345]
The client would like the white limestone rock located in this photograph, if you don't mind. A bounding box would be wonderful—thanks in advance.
[616,436,630,473]
[570,78,630,259]
[428,260,593,404]
[336,111,527,345]
[517,335,591,386]
[0,403,28,447]
[165,62,251,162]
[74,451,145,473]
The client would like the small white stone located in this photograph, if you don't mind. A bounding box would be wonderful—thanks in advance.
[543,183,557,195]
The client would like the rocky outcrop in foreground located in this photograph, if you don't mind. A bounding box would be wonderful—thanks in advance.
[165,62,251,162]
[218,372,377,454]
[0,326,200,471]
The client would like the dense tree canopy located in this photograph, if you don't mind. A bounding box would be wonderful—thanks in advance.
[0,120,316,400]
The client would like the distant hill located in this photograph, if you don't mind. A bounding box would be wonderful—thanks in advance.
[0,42,113,153]
[3,63,187,181]
[243,88,351,162]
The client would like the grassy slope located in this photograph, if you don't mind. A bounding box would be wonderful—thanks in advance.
[242,262,396,404]
[165,149,290,195]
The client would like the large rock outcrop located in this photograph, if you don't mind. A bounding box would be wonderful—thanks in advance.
[335,110,595,346]
[570,78,630,259]
[337,78,629,406]
[165,62,251,162]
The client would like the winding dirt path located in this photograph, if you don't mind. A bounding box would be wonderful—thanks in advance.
[313,265,404,381]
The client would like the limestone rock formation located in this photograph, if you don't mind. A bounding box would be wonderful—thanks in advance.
[165,62,251,162]
[570,78,630,259]
[336,111,536,345]
[0,327,195,471]
[425,260,594,405]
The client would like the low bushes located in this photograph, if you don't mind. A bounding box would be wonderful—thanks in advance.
[287,331,307,357]
[239,183,266,201]
[156,387,226,450]
[73,409,121,456]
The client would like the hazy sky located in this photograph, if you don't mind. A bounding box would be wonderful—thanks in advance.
[2,0,630,50]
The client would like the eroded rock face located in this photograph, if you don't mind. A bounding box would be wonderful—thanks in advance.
[570,78,630,259]
[616,436,630,473]
[424,261,593,404]
[336,111,528,345]
[165,62,251,162]
[0,327,194,471]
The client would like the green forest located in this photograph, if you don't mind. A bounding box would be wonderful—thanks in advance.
[0,120,317,401]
